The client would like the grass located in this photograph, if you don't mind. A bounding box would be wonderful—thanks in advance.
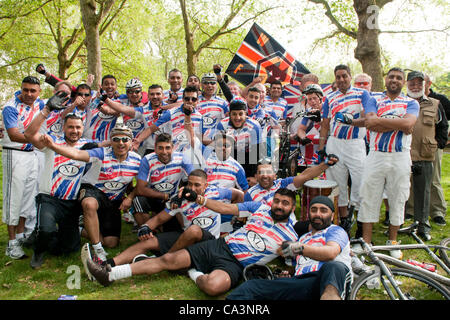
[0,153,449,300]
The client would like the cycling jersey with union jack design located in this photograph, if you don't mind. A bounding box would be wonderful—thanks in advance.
[322,86,374,140]
[137,152,193,198]
[2,94,45,151]
[39,136,95,200]
[224,201,298,267]
[196,94,229,131]
[365,92,419,153]
[83,147,141,200]
[294,224,351,276]
[244,177,296,207]
[166,185,232,238]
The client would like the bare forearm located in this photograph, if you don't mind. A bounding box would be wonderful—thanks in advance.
[204,198,239,215]
[293,162,328,188]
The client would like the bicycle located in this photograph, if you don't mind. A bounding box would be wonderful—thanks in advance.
[349,238,450,300]
[274,110,320,179]
[390,221,450,272]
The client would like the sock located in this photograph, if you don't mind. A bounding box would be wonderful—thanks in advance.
[108,264,132,281]
[188,268,204,283]
[16,233,24,240]
[105,258,116,267]
[9,239,18,246]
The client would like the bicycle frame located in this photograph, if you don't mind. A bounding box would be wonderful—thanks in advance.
[275,111,310,178]
[369,244,450,286]
[358,239,409,299]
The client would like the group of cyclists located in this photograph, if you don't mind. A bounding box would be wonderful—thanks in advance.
[1,60,446,300]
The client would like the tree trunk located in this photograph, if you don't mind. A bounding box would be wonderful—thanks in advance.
[353,0,384,92]
[79,0,102,89]
[179,0,196,76]
[57,51,69,79]
[79,0,115,90]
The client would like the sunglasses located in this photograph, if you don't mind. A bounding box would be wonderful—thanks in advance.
[112,137,131,143]
[355,82,370,86]
[64,112,83,120]
[127,89,142,94]
[202,81,216,85]
[183,96,198,102]
[77,93,91,97]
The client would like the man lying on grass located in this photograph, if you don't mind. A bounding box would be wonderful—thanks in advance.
[85,156,338,296]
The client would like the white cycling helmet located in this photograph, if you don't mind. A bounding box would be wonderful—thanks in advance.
[126,78,143,90]
[201,73,217,83]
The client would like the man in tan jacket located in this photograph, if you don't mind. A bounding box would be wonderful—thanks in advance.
[406,71,444,240]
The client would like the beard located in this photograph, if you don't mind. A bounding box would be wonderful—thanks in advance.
[270,208,292,222]
[407,87,425,99]
[309,216,332,231]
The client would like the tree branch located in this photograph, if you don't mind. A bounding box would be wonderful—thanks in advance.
[0,0,53,20]
[204,46,235,54]
[100,0,128,35]
[308,0,357,39]
[0,56,49,69]
[381,26,450,34]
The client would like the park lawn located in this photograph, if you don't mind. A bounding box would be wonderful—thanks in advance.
[0,154,448,300]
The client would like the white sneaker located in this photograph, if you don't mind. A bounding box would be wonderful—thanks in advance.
[5,240,26,259]
[81,243,95,281]
[386,240,403,259]
[122,211,135,224]
[351,243,364,255]
[94,246,108,262]
[351,255,371,275]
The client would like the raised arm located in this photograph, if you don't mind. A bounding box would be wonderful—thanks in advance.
[292,155,338,188]
[103,99,136,118]
[39,134,90,162]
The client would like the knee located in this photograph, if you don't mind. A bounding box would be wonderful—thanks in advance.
[81,198,98,214]
[184,225,203,241]
[103,237,119,248]
[200,276,231,297]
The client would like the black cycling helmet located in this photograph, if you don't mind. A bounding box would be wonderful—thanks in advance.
[243,264,274,281]
[229,98,247,112]
[303,84,323,97]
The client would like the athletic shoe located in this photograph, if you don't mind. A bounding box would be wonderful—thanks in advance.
[81,243,95,281]
[351,255,371,275]
[386,240,403,259]
[432,216,446,226]
[22,230,37,249]
[30,251,45,269]
[86,258,113,287]
[417,231,432,241]
[5,240,26,259]
[122,211,135,224]
[93,245,108,262]
[132,254,155,263]
[339,216,352,236]
[351,243,364,255]
[81,243,105,281]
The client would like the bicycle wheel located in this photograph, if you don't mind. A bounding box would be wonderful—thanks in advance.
[349,268,450,300]
[439,238,450,269]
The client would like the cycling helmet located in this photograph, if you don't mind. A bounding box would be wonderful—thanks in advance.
[126,78,143,90]
[303,84,323,97]
[229,98,247,111]
[111,123,133,139]
[243,264,274,281]
[201,73,217,83]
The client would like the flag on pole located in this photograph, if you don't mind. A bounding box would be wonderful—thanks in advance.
[225,23,310,87]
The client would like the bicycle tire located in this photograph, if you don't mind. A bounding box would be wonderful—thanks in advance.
[439,238,450,269]
[349,268,450,300]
